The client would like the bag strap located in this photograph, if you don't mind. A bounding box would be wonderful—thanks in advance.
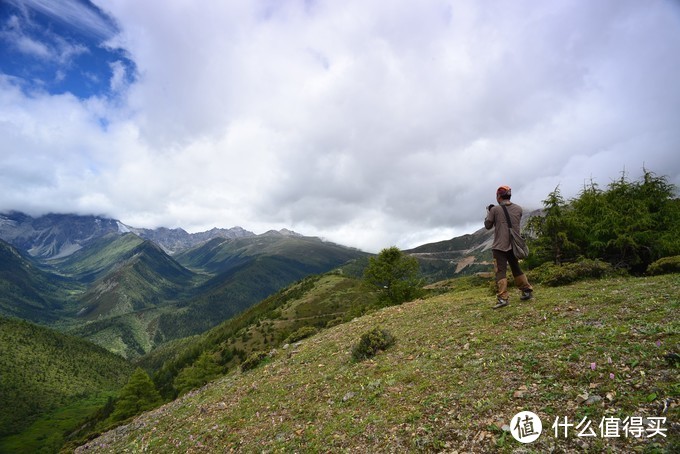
[500,204,513,229]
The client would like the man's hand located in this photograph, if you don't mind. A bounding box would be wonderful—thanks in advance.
[487,204,495,211]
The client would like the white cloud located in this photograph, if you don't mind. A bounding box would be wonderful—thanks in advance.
[1,0,680,252]
[14,34,51,58]
[6,0,117,40]
[2,10,89,65]
[108,60,127,93]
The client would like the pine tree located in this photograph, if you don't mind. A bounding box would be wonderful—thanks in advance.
[363,247,424,305]
[527,185,579,265]
[111,368,162,421]
[173,352,222,396]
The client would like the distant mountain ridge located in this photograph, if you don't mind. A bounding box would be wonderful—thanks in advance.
[0,211,274,259]
[404,209,541,281]
[404,226,494,281]
[0,212,123,260]
[127,225,255,255]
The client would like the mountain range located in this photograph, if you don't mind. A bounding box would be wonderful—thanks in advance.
[0,211,376,448]
[0,211,368,358]
[0,211,255,259]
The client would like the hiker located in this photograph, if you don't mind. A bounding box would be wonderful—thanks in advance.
[484,185,533,309]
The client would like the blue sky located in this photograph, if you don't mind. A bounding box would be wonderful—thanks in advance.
[0,0,134,98]
[1,0,680,252]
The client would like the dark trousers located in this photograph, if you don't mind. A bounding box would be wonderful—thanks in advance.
[492,249,523,282]
[492,249,531,299]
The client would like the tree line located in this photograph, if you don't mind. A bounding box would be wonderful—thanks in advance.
[525,169,680,273]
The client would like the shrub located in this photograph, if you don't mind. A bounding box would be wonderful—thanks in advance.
[240,351,268,372]
[647,256,680,275]
[529,259,615,287]
[351,327,396,362]
[285,326,318,344]
[326,317,344,328]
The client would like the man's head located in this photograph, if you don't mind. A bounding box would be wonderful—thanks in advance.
[496,185,511,202]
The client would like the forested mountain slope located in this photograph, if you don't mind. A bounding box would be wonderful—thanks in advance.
[0,317,134,452]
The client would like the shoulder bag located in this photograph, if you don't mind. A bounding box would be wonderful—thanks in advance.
[500,205,529,259]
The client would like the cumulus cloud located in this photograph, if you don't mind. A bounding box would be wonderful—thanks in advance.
[1,0,680,252]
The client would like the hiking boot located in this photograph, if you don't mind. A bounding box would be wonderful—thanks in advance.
[520,289,533,301]
[492,297,509,309]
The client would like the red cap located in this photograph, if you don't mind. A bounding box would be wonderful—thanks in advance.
[496,186,511,197]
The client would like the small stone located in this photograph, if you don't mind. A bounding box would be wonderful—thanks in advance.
[585,395,602,405]
[342,391,355,402]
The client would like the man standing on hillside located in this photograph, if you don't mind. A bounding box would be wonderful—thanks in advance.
[484,186,533,309]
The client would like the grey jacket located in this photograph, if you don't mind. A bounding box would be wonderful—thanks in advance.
[484,202,523,251]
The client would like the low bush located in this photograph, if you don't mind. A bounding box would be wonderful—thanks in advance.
[240,351,268,372]
[647,255,680,276]
[528,259,615,287]
[351,327,396,362]
[326,317,344,328]
[285,326,318,344]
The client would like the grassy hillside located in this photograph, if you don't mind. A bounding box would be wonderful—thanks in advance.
[48,233,146,283]
[0,317,134,453]
[76,273,678,453]
[146,272,381,398]
[175,233,366,274]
